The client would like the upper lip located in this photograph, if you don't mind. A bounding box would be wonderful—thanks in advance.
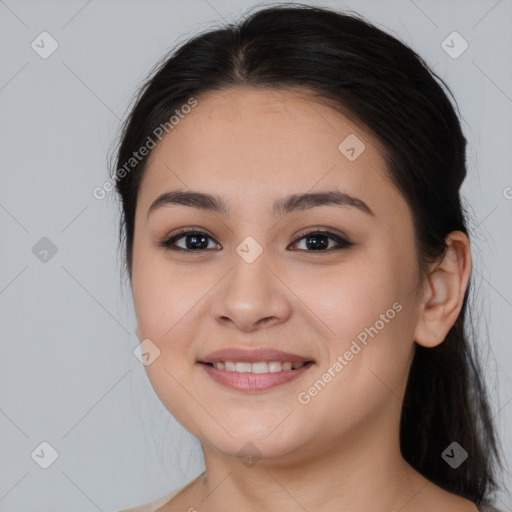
[199,348,314,364]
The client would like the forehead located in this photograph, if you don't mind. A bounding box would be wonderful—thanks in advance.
[137,87,407,222]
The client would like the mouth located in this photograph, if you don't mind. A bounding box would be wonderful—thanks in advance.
[200,360,314,372]
[197,348,315,392]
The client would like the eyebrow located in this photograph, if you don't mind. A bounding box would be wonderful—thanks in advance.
[146,189,375,220]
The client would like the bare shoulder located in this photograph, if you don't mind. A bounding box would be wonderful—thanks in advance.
[429,484,478,511]
[400,473,478,512]
[118,489,180,512]
[427,484,505,512]
[155,472,205,512]
[119,473,205,512]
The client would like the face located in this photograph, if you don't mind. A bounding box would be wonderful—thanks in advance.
[131,87,423,465]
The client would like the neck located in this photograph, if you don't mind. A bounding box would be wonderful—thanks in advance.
[196,407,426,511]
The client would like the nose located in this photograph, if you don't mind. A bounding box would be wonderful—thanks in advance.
[210,251,292,333]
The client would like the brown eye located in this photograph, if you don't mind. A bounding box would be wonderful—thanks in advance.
[158,230,221,252]
[157,228,354,254]
[289,229,354,252]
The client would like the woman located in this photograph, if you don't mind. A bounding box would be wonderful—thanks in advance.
[114,3,503,511]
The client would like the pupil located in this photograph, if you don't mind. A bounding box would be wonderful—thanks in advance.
[306,234,328,250]
[187,233,208,250]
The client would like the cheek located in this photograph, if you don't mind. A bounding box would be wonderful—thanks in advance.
[132,256,209,433]
[296,249,416,396]
[132,253,217,379]
[290,251,399,339]
[132,234,192,336]
[297,294,413,435]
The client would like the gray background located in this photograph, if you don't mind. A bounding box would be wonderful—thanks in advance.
[0,0,511,510]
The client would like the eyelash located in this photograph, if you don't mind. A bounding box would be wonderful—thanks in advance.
[157,227,354,254]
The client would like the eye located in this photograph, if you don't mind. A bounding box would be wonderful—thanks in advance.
[289,228,354,252]
[157,229,221,253]
[157,227,353,253]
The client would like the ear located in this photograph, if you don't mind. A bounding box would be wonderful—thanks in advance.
[413,231,472,348]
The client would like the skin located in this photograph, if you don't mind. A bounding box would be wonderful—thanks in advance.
[130,87,475,511]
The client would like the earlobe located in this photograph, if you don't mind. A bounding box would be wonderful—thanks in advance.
[413,231,472,348]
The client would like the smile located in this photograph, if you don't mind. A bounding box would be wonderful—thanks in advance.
[198,360,315,391]
[208,361,306,372]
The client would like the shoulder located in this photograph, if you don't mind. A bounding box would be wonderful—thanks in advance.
[117,472,205,512]
[117,489,180,512]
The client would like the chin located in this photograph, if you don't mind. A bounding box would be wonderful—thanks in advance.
[196,419,313,461]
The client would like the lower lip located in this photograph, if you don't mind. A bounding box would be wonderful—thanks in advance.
[199,362,314,391]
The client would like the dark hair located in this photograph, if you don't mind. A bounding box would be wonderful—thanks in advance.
[111,2,503,507]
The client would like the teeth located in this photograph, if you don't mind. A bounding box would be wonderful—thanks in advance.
[211,361,305,373]
[268,361,282,373]
[252,362,269,373]
[235,362,252,373]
